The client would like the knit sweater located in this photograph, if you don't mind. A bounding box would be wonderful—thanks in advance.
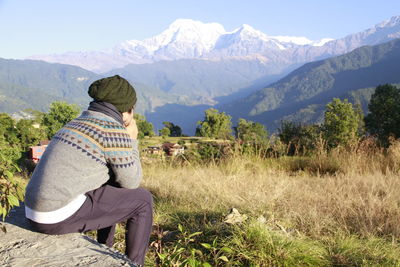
[25,110,142,218]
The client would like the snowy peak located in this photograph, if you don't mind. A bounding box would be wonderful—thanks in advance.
[311,38,334,46]
[113,19,227,59]
[215,24,319,52]
[376,15,400,28]
[270,36,313,45]
[233,24,270,41]
[235,24,262,35]
[318,14,400,55]
[229,24,333,49]
[167,19,226,34]
[152,19,225,47]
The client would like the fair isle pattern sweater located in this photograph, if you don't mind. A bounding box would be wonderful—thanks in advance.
[25,110,143,215]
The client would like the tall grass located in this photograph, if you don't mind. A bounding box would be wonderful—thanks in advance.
[145,155,400,237]
[14,135,400,265]
[139,138,400,265]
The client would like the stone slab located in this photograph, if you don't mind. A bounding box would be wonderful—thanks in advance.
[0,204,135,267]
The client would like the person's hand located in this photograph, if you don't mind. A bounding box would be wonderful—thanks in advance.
[125,118,138,140]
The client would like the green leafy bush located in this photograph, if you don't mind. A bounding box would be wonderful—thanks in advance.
[234,118,268,144]
[0,150,25,232]
[42,101,80,139]
[278,120,322,156]
[196,142,233,164]
[323,98,361,148]
[134,114,154,138]
[365,84,400,146]
[196,108,232,139]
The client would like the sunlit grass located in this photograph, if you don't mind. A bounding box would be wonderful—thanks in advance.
[139,140,400,265]
[18,138,400,266]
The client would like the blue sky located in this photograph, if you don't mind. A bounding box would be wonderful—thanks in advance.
[1,0,400,59]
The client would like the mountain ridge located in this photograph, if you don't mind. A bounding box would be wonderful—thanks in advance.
[27,16,400,73]
[221,38,400,131]
[27,18,333,72]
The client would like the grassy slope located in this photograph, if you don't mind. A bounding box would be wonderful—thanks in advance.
[128,137,400,265]
[141,150,400,265]
[17,137,400,266]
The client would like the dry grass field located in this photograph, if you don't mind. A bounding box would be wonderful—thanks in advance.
[133,139,400,266]
[17,138,400,266]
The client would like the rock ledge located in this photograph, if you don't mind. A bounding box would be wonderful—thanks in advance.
[0,204,134,267]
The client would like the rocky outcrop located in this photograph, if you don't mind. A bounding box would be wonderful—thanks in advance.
[0,204,134,267]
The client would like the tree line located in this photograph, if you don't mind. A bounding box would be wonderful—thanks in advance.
[278,84,400,153]
[1,84,399,166]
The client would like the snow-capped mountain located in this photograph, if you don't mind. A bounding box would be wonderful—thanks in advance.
[290,15,400,63]
[28,19,329,72]
[28,16,400,73]
[329,15,400,51]
[113,19,226,61]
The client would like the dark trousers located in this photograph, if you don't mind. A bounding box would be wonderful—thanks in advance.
[28,185,153,266]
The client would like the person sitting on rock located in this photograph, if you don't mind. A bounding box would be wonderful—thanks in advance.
[24,75,152,267]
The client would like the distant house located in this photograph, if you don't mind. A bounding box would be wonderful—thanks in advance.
[161,143,185,156]
[29,140,50,163]
[144,146,163,155]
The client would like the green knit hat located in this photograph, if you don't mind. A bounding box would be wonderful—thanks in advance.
[88,75,137,113]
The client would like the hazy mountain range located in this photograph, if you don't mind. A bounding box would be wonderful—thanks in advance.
[2,15,400,134]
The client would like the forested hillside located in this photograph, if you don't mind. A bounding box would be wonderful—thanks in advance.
[222,38,400,130]
[0,58,187,116]
[0,58,98,113]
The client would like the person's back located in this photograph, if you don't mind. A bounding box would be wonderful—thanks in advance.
[25,75,153,267]
[25,109,142,221]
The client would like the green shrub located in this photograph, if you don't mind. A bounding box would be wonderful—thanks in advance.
[0,150,25,231]
[196,142,233,164]
[42,101,80,139]
[323,98,361,148]
[278,121,322,156]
